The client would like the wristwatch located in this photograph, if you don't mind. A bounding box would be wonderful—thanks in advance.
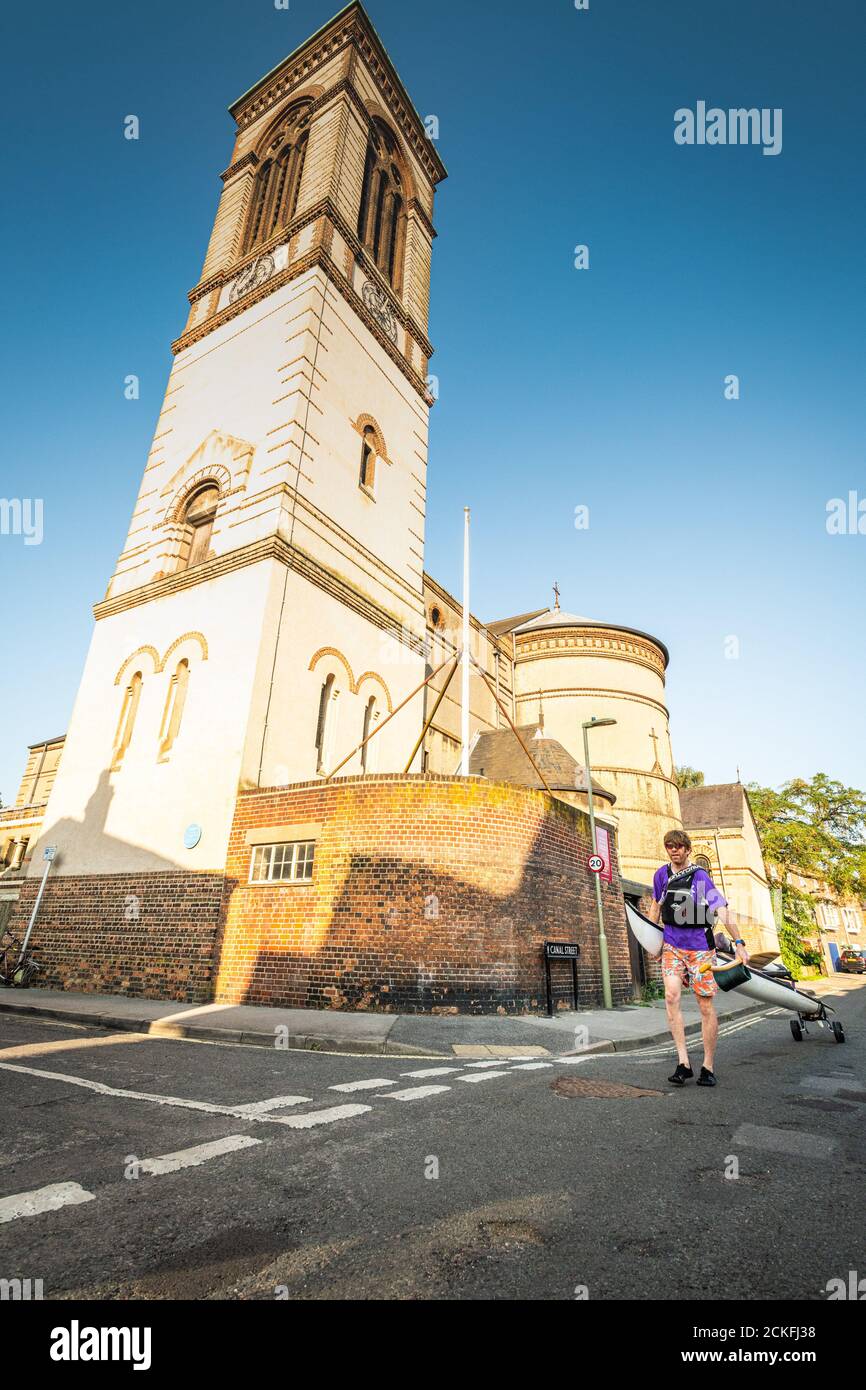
[733,938,746,946]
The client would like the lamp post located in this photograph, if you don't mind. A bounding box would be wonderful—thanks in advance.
[582,717,617,1010]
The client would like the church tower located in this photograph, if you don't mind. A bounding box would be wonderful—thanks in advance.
[35,2,446,878]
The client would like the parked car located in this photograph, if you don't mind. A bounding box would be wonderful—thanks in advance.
[837,948,866,974]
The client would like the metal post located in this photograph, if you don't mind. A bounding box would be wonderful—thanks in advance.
[402,653,460,774]
[471,657,554,796]
[460,507,470,774]
[325,654,454,780]
[18,850,54,965]
[582,722,613,1010]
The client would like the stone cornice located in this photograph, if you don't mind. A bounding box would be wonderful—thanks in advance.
[221,151,259,184]
[175,241,433,402]
[592,764,680,791]
[422,572,498,643]
[229,4,447,186]
[515,626,667,678]
[186,193,435,359]
[93,535,427,656]
[515,685,670,719]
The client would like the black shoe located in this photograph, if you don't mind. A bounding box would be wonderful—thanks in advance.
[668,1063,694,1085]
[696,1067,717,1087]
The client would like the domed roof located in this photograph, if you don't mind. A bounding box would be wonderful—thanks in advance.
[511,608,669,666]
[514,608,594,633]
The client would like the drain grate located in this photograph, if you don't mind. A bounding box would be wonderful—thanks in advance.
[550,1076,665,1100]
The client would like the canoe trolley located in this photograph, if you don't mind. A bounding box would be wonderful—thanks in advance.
[745,961,845,1045]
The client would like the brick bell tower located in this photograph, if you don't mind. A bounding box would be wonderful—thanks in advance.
[33,1,447,884]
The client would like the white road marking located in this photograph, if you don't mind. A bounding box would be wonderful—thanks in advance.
[463,1060,510,1068]
[400,1067,459,1078]
[377,1085,451,1101]
[457,1070,510,1083]
[232,1095,311,1113]
[0,1181,95,1224]
[280,1104,371,1129]
[139,1135,261,1175]
[623,1012,775,1061]
[329,1078,396,1092]
[0,1061,352,1129]
[508,1062,553,1071]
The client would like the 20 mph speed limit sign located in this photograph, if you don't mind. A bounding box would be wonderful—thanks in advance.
[587,854,605,874]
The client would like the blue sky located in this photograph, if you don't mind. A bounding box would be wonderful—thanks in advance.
[1,0,864,800]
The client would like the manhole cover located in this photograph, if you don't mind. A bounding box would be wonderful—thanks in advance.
[550,1076,664,1099]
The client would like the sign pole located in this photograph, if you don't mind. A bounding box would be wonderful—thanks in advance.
[582,722,614,1010]
[18,846,56,966]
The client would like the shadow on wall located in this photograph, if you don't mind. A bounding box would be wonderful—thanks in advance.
[10,769,225,1001]
[215,816,631,1015]
[30,769,194,876]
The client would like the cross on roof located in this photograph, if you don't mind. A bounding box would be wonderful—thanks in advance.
[553,581,560,610]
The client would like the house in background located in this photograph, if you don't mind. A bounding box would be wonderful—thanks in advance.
[787,870,865,974]
[0,736,65,932]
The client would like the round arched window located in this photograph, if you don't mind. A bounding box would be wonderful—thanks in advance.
[182,485,220,569]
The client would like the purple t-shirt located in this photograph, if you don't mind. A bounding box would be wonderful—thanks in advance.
[653,864,727,951]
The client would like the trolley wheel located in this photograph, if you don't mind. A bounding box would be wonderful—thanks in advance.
[832,1021,846,1044]
[790,1019,803,1041]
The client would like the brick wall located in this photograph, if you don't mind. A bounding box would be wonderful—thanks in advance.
[7,872,225,1002]
[216,774,632,1013]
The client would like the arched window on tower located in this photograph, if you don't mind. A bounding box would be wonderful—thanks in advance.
[111,671,143,770]
[360,696,379,773]
[245,105,311,253]
[357,123,405,289]
[315,674,339,775]
[359,426,377,493]
[178,484,219,571]
[158,659,190,762]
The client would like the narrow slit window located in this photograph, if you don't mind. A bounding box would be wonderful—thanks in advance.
[111,671,143,770]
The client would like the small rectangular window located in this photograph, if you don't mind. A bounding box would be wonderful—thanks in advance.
[249,841,315,884]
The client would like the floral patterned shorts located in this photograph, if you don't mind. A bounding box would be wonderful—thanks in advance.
[662,944,718,998]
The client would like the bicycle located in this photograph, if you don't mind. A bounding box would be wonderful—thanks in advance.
[0,928,41,988]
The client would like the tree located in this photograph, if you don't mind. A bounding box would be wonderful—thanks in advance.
[674,765,704,789]
[748,775,866,976]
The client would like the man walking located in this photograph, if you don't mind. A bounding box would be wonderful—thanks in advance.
[647,830,749,1087]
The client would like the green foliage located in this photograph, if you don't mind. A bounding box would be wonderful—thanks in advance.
[775,883,822,979]
[674,765,705,789]
[748,774,866,897]
[639,979,665,1003]
[748,774,866,974]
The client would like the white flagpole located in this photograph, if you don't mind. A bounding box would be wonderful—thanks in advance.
[460,506,470,774]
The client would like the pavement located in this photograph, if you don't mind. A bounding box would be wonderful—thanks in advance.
[0,971,849,1058]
